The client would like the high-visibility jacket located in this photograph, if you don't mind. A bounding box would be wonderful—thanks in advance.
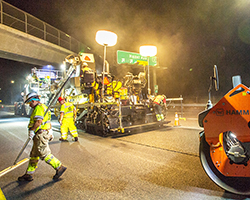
[80,67,92,76]
[80,67,95,88]
[28,103,51,132]
[60,102,75,119]
[120,87,128,100]
[80,67,92,81]
[153,95,166,106]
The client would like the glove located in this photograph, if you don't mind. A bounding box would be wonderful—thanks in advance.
[28,130,35,139]
[48,129,54,141]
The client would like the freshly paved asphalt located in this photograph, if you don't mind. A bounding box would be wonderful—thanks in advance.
[0,109,248,200]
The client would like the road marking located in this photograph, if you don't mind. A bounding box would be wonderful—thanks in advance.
[173,126,203,131]
[0,158,29,178]
[0,188,6,200]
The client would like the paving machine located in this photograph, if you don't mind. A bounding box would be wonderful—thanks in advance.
[198,65,250,195]
[83,97,162,137]
[53,53,169,137]
[14,67,63,116]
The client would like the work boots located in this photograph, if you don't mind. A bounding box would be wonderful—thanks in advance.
[18,166,67,181]
[18,174,33,182]
[71,137,78,141]
[53,165,67,180]
[60,137,78,142]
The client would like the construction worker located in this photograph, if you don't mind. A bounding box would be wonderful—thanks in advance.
[58,97,78,141]
[80,62,94,94]
[31,67,39,82]
[80,61,91,73]
[153,94,167,121]
[119,87,129,105]
[18,92,67,181]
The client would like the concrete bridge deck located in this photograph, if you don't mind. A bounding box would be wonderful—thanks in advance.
[0,0,88,67]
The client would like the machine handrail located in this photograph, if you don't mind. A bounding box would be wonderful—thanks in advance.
[0,0,88,53]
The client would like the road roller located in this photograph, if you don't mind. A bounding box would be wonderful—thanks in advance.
[199,66,250,195]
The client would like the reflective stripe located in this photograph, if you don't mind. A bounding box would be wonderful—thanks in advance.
[27,171,35,175]
[45,155,54,164]
[37,129,49,132]
[45,154,61,170]
[61,132,68,139]
[42,120,51,125]
[26,157,39,174]
[60,102,75,119]
[34,115,44,120]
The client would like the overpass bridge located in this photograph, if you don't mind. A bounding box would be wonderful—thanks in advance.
[0,0,89,67]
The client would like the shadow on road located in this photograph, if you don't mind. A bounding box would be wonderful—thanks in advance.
[3,179,59,200]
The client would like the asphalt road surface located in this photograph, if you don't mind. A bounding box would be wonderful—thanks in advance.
[0,109,249,200]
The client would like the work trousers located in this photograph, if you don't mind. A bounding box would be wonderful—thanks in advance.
[154,104,164,121]
[60,118,78,140]
[26,130,61,174]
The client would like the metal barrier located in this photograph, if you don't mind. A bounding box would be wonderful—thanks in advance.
[166,96,184,117]
[0,0,87,53]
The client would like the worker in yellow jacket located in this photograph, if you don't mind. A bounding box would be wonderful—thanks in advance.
[18,92,66,181]
[153,95,167,121]
[58,97,78,141]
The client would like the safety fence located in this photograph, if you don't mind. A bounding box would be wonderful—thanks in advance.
[0,0,87,53]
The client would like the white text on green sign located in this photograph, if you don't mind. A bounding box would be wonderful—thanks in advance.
[117,50,157,66]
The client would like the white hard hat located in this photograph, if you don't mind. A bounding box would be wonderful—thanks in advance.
[24,92,40,103]
[82,62,88,67]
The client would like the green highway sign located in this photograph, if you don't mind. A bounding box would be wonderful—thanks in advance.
[117,50,157,66]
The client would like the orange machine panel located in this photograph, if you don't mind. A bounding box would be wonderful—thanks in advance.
[204,84,250,177]
[204,84,250,145]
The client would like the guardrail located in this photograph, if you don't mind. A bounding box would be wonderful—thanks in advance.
[0,0,87,53]
[0,104,14,112]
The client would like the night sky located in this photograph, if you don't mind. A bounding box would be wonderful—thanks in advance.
[1,0,250,104]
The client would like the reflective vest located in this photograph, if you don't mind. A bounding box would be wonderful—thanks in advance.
[153,95,166,105]
[28,103,51,131]
[120,87,128,100]
[81,66,92,74]
[60,102,75,119]
[80,67,92,80]
[80,67,95,88]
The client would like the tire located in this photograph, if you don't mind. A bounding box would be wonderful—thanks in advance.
[200,132,250,195]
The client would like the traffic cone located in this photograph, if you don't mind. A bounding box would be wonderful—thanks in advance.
[174,112,180,126]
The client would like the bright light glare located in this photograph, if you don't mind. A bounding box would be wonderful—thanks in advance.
[61,63,66,70]
[95,30,118,47]
[44,65,53,69]
[26,75,32,80]
[230,132,237,138]
[139,45,157,57]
